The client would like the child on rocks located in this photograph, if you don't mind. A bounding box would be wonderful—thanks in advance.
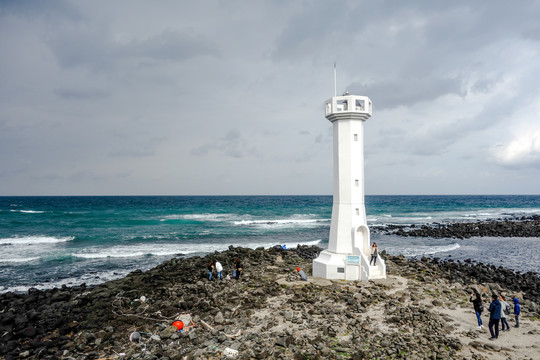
[513,297,521,328]
[208,260,215,281]
[296,267,308,281]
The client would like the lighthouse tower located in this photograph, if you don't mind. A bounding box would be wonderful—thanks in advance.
[312,91,386,281]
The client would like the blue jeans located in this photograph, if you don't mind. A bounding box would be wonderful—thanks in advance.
[217,271,223,280]
[208,270,212,280]
[501,317,510,330]
[475,311,483,326]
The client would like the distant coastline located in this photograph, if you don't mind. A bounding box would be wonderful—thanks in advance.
[375,215,540,239]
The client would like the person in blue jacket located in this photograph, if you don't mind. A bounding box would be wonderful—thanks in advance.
[513,297,521,328]
[488,293,501,340]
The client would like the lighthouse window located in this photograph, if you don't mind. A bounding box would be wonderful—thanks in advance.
[355,208,360,216]
[356,99,364,110]
[355,179,359,186]
[337,267,345,273]
[354,134,358,141]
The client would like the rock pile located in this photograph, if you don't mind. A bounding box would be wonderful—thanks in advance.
[376,216,540,239]
[0,245,539,359]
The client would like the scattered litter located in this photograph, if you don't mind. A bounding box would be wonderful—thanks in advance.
[224,329,242,338]
[172,320,184,330]
[200,320,214,331]
[223,347,239,358]
[129,331,141,343]
[175,313,196,332]
[150,334,161,341]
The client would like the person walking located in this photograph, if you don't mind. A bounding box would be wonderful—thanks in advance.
[215,260,223,280]
[499,295,511,332]
[369,243,379,266]
[513,297,521,328]
[488,293,502,340]
[470,288,483,329]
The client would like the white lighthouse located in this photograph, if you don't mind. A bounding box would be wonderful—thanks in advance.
[312,91,386,281]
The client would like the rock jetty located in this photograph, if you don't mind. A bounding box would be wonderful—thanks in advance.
[375,216,540,239]
[1,245,539,360]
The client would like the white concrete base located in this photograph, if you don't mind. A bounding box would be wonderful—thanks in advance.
[312,249,386,281]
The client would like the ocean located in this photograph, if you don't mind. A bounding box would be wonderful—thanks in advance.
[1,195,540,293]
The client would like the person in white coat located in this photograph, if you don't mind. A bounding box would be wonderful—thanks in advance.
[499,295,511,331]
[369,243,379,266]
[215,260,223,280]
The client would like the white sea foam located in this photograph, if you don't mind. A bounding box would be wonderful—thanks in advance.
[9,210,45,214]
[73,245,183,259]
[391,243,461,257]
[160,213,235,222]
[0,257,40,263]
[71,239,323,260]
[0,236,74,246]
[233,218,328,227]
[0,269,132,294]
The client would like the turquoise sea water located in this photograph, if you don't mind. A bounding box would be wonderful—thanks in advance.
[1,195,540,293]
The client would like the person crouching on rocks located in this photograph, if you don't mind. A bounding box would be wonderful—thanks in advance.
[499,295,511,332]
[488,293,502,340]
[296,267,308,281]
[470,288,483,329]
[369,243,379,266]
[513,296,521,328]
[215,260,223,280]
[234,258,242,280]
[208,260,215,281]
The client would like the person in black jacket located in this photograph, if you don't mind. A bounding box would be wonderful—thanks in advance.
[233,258,242,280]
[470,288,483,329]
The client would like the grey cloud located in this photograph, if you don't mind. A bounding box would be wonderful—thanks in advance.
[349,77,465,110]
[47,25,217,70]
[3,1,540,195]
[55,88,109,100]
[470,76,501,94]
[191,130,256,159]
[0,0,83,21]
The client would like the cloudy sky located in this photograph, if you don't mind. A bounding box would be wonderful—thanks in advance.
[1,1,540,196]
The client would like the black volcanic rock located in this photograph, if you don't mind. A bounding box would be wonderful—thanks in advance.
[0,245,538,359]
[388,216,540,238]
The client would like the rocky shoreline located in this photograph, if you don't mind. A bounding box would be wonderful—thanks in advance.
[373,215,540,239]
[1,245,540,360]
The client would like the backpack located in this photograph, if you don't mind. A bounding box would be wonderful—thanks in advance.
[504,304,510,315]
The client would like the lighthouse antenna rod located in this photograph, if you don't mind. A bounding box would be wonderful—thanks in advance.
[333,62,337,97]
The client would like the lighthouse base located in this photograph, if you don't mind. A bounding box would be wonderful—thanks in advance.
[312,249,386,281]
